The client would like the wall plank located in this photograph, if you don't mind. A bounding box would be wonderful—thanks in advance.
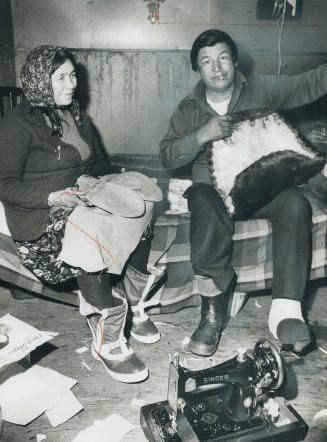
[11,0,327,52]
[11,0,327,155]
[73,50,198,155]
[0,0,15,86]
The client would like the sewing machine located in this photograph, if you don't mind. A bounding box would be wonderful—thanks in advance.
[140,339,308,441]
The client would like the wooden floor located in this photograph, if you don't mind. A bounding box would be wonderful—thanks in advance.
[1,280,327,442]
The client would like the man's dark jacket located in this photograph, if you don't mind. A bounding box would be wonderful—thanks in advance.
[159,66,327,185]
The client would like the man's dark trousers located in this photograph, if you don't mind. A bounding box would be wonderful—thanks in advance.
[184,183,312,301]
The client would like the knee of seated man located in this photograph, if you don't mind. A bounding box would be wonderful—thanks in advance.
[276,188,312,219]
[186,184,217,208]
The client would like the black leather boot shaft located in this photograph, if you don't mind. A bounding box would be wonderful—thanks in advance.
[189,291,229,356]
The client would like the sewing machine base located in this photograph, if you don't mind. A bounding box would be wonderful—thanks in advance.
[140,396,308,442]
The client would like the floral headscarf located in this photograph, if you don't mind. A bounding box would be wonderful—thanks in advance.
[20,45,81,136]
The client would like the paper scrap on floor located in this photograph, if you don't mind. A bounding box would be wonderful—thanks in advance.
[75,346,88,354]
[45,389,83,427]
[0,364,78,425]
[72,413,136,442]
[0,313,57,368]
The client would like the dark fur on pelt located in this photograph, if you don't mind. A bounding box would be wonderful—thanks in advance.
[231,150,325,220]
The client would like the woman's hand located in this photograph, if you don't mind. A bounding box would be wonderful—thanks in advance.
[48,188,84,208]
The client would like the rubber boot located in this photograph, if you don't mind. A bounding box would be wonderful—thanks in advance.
[119,264,165,344]
[189,291,230,357]
[78,288,148,383]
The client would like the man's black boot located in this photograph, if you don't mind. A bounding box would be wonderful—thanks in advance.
[189,291,230,357]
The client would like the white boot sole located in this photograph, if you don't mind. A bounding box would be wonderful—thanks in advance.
[130,330,160,344]
[91,346,149,383]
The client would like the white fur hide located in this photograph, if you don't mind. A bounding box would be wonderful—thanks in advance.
[211,112,316,215]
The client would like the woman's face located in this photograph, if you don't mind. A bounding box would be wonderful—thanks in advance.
[51,59,77,106]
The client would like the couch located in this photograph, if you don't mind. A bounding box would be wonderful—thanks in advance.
[1,86,327,314]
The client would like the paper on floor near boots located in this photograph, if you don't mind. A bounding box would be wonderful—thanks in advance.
[72,413,136,442]
[45,390,83,427]
[0,365,78,425]
[0,313,57,369]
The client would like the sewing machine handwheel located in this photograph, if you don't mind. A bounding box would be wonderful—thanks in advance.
[253,339,284,391]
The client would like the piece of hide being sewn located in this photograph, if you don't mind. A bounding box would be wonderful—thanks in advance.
[210,111,326,220]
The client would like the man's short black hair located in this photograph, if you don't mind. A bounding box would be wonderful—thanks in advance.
[190,29,238,71]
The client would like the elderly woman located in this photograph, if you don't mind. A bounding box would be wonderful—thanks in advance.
[0,45,163,383]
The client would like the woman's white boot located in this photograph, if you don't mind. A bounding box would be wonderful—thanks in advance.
[79,288,148,383]
[120,264,165,344]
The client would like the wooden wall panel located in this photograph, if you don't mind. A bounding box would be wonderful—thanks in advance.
[0,0,15,86]
[10,0,327,155]
[11,0,327,52]
[72,50,198,155]
[0,48,15,87]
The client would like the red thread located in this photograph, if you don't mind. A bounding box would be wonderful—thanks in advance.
[67,218,115,267]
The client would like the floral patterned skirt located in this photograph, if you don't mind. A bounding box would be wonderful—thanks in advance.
[15,206,153,285]
[15,207,83,284]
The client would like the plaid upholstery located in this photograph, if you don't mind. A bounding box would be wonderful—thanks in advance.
[148,185,327,306]
[0,185,326,308]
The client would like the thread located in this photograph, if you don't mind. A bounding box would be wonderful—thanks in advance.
[277,0,287,76]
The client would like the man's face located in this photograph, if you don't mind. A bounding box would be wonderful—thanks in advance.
[197,42,236,95]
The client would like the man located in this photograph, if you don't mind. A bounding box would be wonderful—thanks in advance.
[159,29,327,357]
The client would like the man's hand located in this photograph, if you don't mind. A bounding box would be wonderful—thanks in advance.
[197,115,233,146]
[48,188,85,208]
[306,127,327,146]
